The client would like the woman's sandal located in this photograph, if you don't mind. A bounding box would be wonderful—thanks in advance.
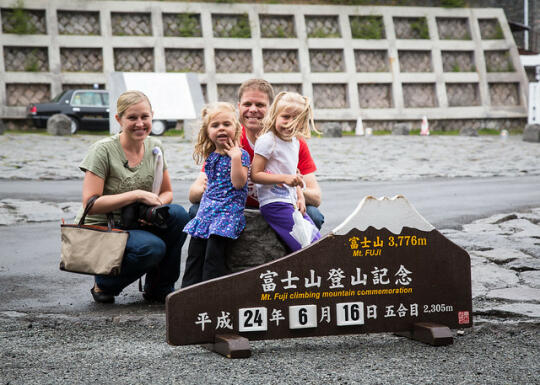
[90,286,114,304]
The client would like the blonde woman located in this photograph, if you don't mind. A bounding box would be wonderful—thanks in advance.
[76,90,189,304]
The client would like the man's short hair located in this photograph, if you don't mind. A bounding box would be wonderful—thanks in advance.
[238,79,274,104]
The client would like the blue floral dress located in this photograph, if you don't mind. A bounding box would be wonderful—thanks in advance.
[184,150,250,239]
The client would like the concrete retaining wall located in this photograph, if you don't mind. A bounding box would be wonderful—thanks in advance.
[0,0,528,129]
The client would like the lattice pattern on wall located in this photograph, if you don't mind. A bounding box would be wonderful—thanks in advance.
[111,12,152,36]
[355,50,389,72]
[525,67,536,82]
[399,51,432,72]
[200,83,207,103]
[217,84,240,103]
[215,49,252,73]
[479,19,503,40]
[6,83,50,106]
[394,17,429,39]
[62,83,105,91]
[402,83,437,107]
[305,15,340,38]
[442,51,475,72]
[313,84,348,108]
[489,83,520,106]
[273,84,302,95]
[436,17,470,40]
[4,46,48,72]
[1,8,46,34]
[485,50,514,72]
[358,84,392,108]
[165,49,204,72]
[212,14,250,38]
[446,83,480,106]
[263,50,299,73]
[310,49,344,72]
[60,48,103,72]
[114,48,154,72]
[162,13,202,37]
[57,11,100,35]
[259,15,296,38]
[349,16,385,39]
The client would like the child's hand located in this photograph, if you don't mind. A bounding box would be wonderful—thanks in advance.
[283,174,303,187]
[224,138,242,159]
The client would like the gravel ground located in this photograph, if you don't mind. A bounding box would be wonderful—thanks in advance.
[1,134,539,182]
[1,315,538,385]
[1,133,539,384]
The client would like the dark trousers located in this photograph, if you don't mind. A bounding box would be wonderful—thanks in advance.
[181,235,230,288]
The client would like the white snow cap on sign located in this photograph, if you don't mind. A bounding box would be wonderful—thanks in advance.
[332,195,434,235]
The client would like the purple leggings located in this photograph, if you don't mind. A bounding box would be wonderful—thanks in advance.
[260,201,321,252]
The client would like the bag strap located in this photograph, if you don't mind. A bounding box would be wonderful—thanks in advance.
[78,195,115,231]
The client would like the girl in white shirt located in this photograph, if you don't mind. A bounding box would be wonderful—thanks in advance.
[251,92,321,252]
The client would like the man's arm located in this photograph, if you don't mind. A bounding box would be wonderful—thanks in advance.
[188,172,207,204]
[302,172,321,207]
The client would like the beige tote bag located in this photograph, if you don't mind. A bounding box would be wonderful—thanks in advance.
[60,196,128,276]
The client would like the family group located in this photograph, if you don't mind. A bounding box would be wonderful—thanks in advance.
[76,79,324,304]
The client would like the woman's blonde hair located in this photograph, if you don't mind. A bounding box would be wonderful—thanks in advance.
[116,90,152,118]
[260,91,318,140]
[193,102,241,164]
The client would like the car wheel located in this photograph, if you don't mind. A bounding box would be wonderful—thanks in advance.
[68,116,79,134]
[151,120,167,136]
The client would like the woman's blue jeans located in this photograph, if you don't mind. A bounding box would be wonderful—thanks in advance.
[95,204,189,298]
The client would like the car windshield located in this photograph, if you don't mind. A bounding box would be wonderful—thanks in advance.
[51,91,68,102]
[71,91,106,107]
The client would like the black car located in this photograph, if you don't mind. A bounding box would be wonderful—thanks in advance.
[27,89,173,135]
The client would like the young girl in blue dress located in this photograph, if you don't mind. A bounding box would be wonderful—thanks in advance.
[182,102,250,287]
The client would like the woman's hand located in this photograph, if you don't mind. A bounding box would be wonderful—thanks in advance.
[136,190,163,207]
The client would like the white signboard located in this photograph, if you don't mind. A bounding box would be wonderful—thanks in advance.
[108,72,204,135]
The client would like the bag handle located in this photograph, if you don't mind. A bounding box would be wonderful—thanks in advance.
[78,195,115,231]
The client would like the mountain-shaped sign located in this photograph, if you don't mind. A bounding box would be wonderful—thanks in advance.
[166,196,472,357]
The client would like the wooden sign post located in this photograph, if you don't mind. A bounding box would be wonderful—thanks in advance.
[166,196,472,358]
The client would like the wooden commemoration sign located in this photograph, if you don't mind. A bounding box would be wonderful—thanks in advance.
[166,197,472,356]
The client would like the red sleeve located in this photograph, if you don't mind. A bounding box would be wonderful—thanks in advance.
[297,138,316,175]
[240,125,254,162]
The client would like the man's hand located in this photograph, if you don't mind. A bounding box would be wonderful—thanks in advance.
[302,172,321,207]
[188,172,208,204]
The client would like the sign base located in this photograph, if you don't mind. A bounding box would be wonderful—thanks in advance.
[202,334,252,359]
[395,322,453,346]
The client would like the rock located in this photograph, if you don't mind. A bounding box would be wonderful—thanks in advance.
[486,287,540,303]
[226,209,287,272]
[474,248,528,264]
[506,257,540,272]
[520,270,540,289]
[475,303,540,318]
[459,126,478,136]
[523,124,540,142]
[320,122,342,137]
[46,114,72,136]
[471,262,519,290]
[392,123,410,135]
[0,119,5,135]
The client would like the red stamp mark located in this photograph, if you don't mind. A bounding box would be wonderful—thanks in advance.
[458,311,470,325]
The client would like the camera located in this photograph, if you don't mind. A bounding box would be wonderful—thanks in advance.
[120,202,170,229]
